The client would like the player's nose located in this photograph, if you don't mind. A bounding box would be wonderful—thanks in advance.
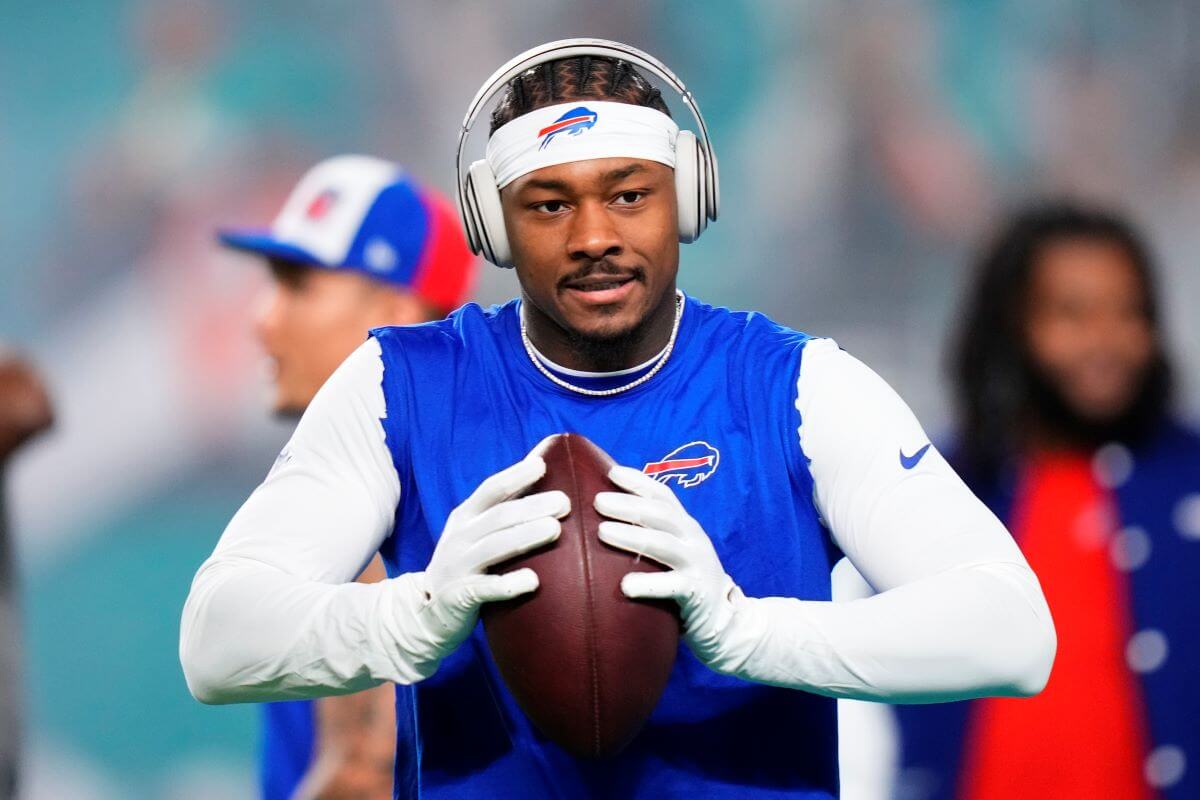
[566,199,623,262]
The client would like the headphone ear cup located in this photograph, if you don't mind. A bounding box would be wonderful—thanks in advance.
[466,159,513,268]
[459,171,484,257]
[705,145,720,223]
[674,130,703,243]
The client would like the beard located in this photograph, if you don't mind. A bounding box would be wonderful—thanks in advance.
[560,305,661,371]
[1024,356,1169,449]
[550,259,673,372]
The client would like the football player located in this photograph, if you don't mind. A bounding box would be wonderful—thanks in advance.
[182,41,1055,799]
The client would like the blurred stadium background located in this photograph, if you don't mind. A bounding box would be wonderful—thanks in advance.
[2,1,1198,797]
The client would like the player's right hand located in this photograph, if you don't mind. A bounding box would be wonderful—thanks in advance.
[415,453,569,663]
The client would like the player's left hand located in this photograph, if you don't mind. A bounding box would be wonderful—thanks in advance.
[595,465,750,672]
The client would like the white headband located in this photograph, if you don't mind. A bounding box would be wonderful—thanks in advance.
[485,100,680,189]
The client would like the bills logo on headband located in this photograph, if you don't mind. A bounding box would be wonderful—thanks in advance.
[643,441,720,488]
[537,106,598,150]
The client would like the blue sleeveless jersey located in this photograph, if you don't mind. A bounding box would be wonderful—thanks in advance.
[371,296,841,799]
[259,699,315,800]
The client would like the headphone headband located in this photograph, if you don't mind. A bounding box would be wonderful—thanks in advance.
[455,38,718,229]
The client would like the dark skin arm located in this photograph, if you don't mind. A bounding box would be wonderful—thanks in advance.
[0,352,53,462]
[293,554,396,800]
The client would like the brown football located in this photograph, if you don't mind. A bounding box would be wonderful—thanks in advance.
[481,433,681,757]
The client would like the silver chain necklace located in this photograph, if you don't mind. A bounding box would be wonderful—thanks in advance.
[520,291,684,397]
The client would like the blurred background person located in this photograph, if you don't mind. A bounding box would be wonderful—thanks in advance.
[0,352,54,799]
[216,154,478,800]
[896,202,1200,800]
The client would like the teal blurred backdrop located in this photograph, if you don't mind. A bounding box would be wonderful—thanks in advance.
[2,1,1198,797]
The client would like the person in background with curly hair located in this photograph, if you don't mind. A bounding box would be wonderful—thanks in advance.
[897,201,1200,800]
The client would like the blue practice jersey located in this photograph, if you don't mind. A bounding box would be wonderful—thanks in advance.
[259,699,314,800]
[371,296,841,799]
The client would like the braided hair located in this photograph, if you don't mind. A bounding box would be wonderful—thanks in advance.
[489,55,670,135]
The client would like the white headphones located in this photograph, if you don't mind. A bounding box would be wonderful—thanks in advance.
[455,38,720,268]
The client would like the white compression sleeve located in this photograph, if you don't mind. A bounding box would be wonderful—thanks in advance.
[833,558,900,800]
[720,338,1055,702]
[180,339,437,704]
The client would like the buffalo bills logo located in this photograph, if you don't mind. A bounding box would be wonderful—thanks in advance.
[643,441,720,488]
[537,106,598,150]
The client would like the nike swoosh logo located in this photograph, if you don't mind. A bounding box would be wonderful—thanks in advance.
[900,443,931,470]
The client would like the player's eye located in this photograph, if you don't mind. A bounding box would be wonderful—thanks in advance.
[532,200,568,214]
[613,191,645,206]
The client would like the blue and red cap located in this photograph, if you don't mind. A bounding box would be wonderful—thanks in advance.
[218,155,477,312]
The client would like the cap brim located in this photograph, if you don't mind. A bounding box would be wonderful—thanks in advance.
[217,228,322,266]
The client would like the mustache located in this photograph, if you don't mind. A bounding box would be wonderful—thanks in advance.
[557,259,645,289]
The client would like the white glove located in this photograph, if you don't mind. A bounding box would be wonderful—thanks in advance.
[594,465,762,675]
[404,453,569,677]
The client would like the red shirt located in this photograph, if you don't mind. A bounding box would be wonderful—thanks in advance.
[960,452,1154,800]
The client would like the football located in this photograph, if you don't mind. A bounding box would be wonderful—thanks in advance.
[481,433,681,757]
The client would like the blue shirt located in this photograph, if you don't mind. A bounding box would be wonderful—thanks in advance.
[259,700,314,800]
[371,296,841,799]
